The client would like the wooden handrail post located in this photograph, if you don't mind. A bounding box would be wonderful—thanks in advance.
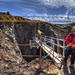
[57,40,60,54]
[53,43,55,57]
[63,41,65,57]
[29,40,32,49]
[39,45,42,68]
[51,38,54,57]
[39,37,42,69]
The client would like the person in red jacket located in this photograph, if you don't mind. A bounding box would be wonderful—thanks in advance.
[64,26,75,69]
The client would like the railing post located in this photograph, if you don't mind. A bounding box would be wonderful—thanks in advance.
[53,43,55,57]
[57,39,60,54]
[50,38,55,57]
[29,40,32,49]
[63,40,65,57]
[39,39,42,69]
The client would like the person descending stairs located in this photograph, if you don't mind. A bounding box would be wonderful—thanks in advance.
[64,26,75,69]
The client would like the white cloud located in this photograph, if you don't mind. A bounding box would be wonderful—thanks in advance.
[38,0,75,18]
[38,0,75,8]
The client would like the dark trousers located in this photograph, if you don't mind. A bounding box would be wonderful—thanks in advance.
[71,49,75,65]
[64,47,75,65]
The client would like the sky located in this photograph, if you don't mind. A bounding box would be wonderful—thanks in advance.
[0,0,75,23]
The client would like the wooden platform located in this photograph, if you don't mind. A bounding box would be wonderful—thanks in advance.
[35,40,63,64]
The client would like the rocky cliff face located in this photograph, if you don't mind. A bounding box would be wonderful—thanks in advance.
[0,22,22,70]
[39,22,75,39]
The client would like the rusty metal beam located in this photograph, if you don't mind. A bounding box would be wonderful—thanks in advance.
[0,20,40,23]
[0,15,75,23]
[0,20,74,23]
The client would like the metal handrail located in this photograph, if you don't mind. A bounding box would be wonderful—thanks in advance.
[38,36,66,57]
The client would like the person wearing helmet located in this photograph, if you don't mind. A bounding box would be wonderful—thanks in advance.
[37,30,42,39]
[37,29,45,44]
[37,30,42,36]
[64,26,75,69]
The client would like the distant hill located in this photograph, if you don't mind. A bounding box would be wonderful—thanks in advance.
[0,12,10,15]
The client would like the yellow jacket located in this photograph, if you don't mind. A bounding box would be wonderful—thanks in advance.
[37,30,42,35]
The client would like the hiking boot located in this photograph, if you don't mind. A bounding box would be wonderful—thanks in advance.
[61,58,67,66]
[62,61,67,67]
[64,62,67,66]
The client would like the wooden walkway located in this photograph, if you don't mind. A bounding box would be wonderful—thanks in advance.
[35,40,62,64]
[36,39,75,75]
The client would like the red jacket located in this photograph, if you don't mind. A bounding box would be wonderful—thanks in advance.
[66,33,75,49]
